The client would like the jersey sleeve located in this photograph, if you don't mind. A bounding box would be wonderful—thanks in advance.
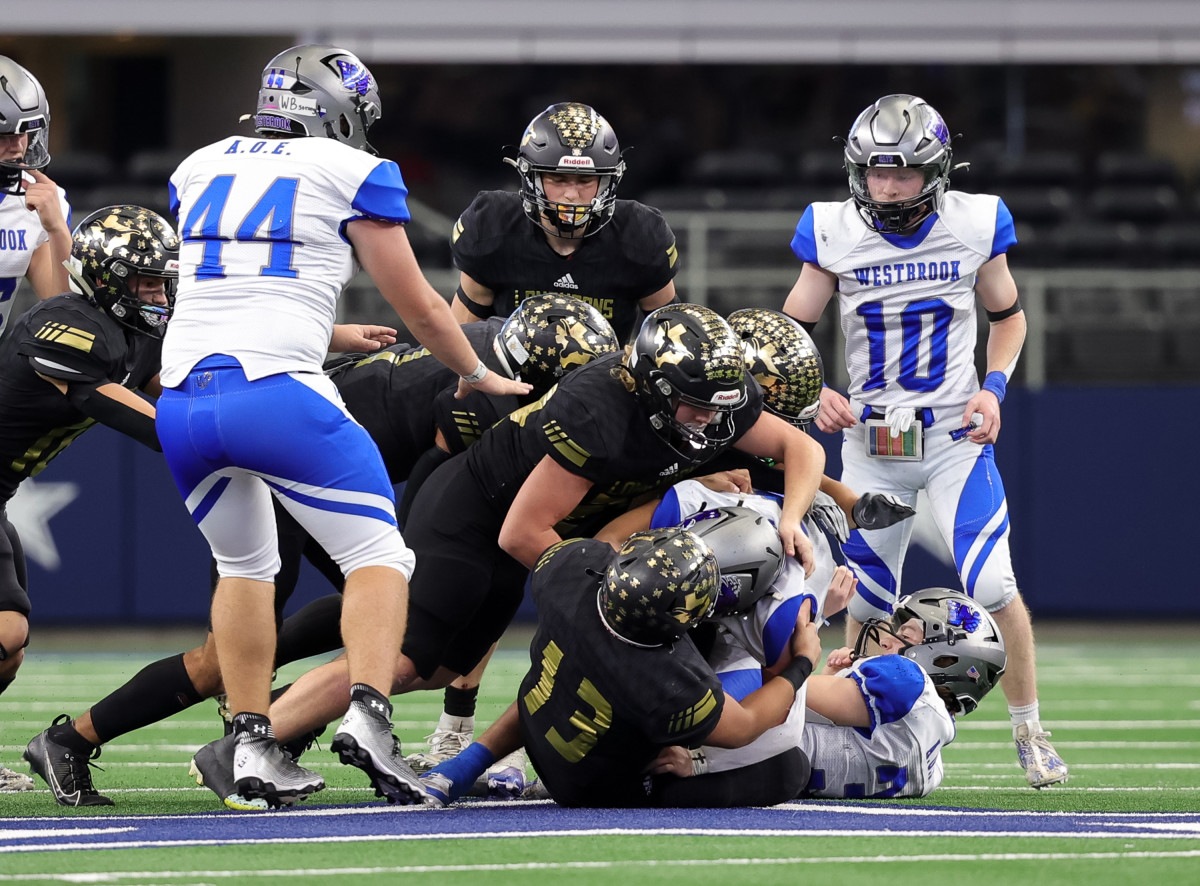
[790,205,819,264]
[16,304,117,384]
[534,387,614,482]
[351,160,411,224]
[623,203,679,293]
[449,191,504,290]
[646,670,725,747]
[434,387,508,454]
[848,655,928,733]
[990,197,1018,259]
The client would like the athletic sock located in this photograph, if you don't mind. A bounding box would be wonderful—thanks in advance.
[444,685,479,719]
[89,653,205,744]
[1008,701,1040,731]
[46,718,97,754]
[428,741,496,803]
[350,683,392,719]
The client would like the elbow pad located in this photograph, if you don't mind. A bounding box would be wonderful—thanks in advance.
[66,383,161,452]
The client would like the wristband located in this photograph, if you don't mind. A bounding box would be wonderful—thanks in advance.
[461,359,488,385]
[776,655,814,692]
[981,371,1007,403]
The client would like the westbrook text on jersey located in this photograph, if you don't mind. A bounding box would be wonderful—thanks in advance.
[853,260,962,287]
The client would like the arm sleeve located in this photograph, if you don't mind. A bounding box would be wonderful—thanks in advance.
[65,382,161,451]
[350,160,411,224]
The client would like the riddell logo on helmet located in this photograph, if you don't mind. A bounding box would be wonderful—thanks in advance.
[710,390,742,405]
[559,155,596,169]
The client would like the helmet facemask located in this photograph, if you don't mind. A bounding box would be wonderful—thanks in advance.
[844,94,953,235]
[67,205,180,339]
[0,56,52,196]
[507,103,626,239]
[629,305,748,466]
[680,506,784,616]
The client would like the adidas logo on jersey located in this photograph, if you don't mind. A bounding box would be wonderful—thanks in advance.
[552,273,579,290]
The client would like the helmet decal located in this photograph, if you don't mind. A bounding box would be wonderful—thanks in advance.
[599,528,720,647]
[729,309,823,426]
[548,104,605,151]
[946,599,983,633]
[335,59,371,96]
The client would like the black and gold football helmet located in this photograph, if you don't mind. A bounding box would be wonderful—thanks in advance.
[728,308,824,428]
[67,205,180,338]
[629,304,747,463]
[597,527,720,647]
[493,295,620,396]
[506,102,625,239]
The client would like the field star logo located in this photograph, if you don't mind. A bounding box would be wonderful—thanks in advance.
[6,479,79,570]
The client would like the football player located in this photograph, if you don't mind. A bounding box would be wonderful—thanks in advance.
[27,295,617,808]
[420,526,822,808]
[153,43,530,809]
[209,303,824,801]
[0,56,71,333]
[782,94,1068,788]
[2,205,176,798]
[450,102,678,342]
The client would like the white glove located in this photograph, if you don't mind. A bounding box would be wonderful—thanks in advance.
[808,490,850,543]
[885,405,916,436]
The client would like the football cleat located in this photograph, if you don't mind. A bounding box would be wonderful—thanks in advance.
[0,765,35,792]
[23,718,113,807]
[1014,720,1070,788]
[405,713,474,773]
[232,731,324,808]
[189,734,268,810]
[331,697,426,804]
[419,771,454,808]
[485,748,528,800]
[520,778,553,801]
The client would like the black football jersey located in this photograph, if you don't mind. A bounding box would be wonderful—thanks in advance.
[519,537,724,799]
[450,190,679,341]
[464,351,763,533]
[332,318,517,482]
[0,294,162,501]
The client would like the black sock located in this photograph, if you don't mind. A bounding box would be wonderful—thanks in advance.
[47,717,96,754]
[444,685,479,718]
[274,595,344,667]
[89,653,206,744]
[232,711,274,740]
[0,677,12,698]
[350,683,391,718]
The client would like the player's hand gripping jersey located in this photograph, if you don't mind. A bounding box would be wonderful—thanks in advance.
[0,176,71,333]
[162,136,410,385]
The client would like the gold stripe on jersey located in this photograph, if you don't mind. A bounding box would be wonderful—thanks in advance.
[10,419,95,477]
[34,322,97,353]
[354,347,430,369]
[543,421,590,468]
[666,241,679,269]
[451,217,465,244]
[523,640,564,715]
[506,387,555,428]
[451,410,482,445]
[668,689,717,735]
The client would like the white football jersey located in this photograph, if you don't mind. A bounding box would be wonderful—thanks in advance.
[792,193,1016,411]
[161,135,411,386]
[802,655,955,798]
[0,179,71,333]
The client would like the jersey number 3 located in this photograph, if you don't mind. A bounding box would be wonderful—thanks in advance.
[181,175,300,281]
[522,640,613,763]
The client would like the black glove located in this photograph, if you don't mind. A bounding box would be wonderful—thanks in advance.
[851,492,916,531]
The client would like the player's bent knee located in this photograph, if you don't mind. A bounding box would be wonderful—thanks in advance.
[339,531,416,582]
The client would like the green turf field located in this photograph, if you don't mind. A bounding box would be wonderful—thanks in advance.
[1,622,1197,885]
